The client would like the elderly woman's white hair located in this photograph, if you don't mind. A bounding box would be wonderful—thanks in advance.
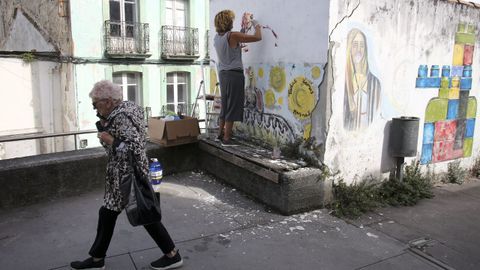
[89,80,123,101]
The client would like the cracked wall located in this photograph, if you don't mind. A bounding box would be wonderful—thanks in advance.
[325,0,480,182]
[210,0,480,183]
[0,0,72,54]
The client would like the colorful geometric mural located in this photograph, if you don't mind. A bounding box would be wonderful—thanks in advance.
[417,23,477,164]
[344,29,381,131]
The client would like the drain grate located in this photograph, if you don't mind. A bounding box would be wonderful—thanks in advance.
[408,237,456,270]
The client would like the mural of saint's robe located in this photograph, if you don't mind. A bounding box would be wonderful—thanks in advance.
[344,29,381,130]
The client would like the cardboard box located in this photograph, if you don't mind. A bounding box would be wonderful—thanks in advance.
[148,116,200,147]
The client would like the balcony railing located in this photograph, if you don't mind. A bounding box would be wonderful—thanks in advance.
[205,30,210,60]
[161,25,199,60]
[104,20,151,58]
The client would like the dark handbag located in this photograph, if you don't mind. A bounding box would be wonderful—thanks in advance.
[120,151,162,226]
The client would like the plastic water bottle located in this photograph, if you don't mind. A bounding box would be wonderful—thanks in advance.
[149,158,162,192]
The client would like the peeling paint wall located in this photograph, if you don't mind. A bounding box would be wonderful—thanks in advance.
[0,1,75,159]
[326,0,480,182]
[0,0,72,54]
[209,0,330,145]
[0,58,66,159]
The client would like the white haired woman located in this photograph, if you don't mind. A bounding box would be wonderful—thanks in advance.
[70,80,183,270]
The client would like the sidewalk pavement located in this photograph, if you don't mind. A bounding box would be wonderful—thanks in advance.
[1,171,478,270]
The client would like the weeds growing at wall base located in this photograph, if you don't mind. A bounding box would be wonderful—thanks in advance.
[328,160,434,219]
[379,161,434,207]
[444,161,468,184]
[470,157,480,178]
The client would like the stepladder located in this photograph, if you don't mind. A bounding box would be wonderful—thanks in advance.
[192,77,222,138]
[203,82,222,137]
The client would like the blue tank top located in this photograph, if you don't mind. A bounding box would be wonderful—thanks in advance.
[213,32,243,71]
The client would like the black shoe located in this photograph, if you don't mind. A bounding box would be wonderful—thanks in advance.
[150,251,183,270]
[70,257,105,269]
[214,134,223,142]
[221,139,238,147]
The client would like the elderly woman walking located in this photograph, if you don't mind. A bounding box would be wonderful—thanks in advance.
[70,80,183,270]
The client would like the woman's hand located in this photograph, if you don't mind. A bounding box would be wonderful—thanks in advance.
[98,132,114,145]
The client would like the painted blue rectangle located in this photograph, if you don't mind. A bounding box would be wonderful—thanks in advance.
[460,77,472,90]
[420,144,433,164]
[423,122,435,144]
[415,77,441,88]
[465,118,475,138]
[451,66,464,77]
[447,99,459,119]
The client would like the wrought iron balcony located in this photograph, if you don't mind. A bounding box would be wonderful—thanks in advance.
[104,20,151,58]
[161,25,199,60]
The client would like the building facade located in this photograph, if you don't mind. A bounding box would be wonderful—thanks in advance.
[0,0,210,159]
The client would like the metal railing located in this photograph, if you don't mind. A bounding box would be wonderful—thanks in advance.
[0,130,97,151]
[104,20,150,57]
[161,25,199,59]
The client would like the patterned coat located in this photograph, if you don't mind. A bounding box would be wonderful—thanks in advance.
[101,101,149,212]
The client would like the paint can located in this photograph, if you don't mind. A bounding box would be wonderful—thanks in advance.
[418,65,428,78]
[430,65,440,77]
[441,65,450,77]
[463,65,472,78]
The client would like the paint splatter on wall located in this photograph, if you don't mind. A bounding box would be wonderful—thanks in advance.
[240,12,279,53]
[417,23,477,164]
[344,29,381,131]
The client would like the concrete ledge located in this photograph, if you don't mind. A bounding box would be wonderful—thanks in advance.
[0,139,332,215]
[0,148,107,209]
[198,140,332,215]
[0,143,199,209]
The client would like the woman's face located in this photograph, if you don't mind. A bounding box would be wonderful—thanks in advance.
[351,33,366,64]
[92,98,113,118]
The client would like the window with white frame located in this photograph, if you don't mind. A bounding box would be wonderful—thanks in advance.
[166,72,189,113]
[165,0,188,27]
[113,72,143,106]
[109,0,137,37]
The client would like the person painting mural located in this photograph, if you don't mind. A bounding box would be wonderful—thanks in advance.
[344,28,381,130]
[213,10,262,146]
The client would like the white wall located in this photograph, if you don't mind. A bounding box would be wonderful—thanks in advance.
[209,0,480,183]
[210,0,330,64]
[326,0,480,182]
[210,0,330,143]
[0,58,60,159]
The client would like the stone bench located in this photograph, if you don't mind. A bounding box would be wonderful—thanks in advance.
[198,139,332,215]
